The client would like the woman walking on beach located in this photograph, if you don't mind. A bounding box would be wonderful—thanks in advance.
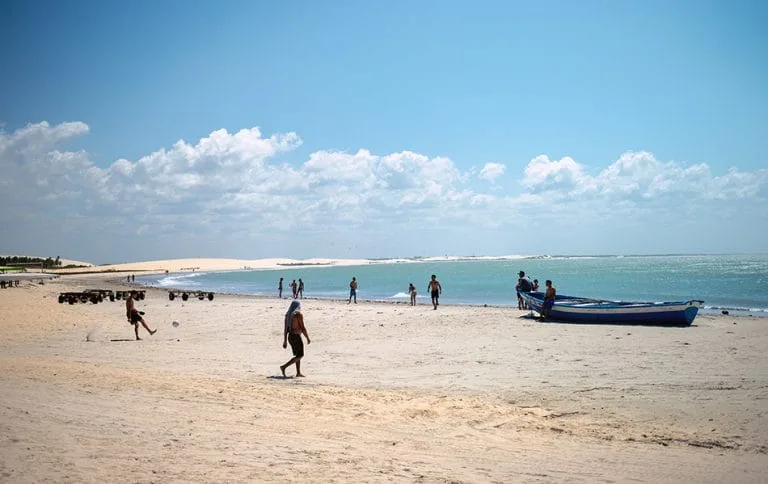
[281,300,311,377]
[408,283,417,306]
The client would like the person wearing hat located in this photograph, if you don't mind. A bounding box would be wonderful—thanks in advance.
[516,270,533,309]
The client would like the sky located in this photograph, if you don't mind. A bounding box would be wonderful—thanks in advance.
[1,0,767,263]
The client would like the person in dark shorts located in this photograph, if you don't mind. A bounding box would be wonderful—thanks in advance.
[125,291,156,340]
[278,277,284,298]
[348,277,358,304]
[427,274,442,310]
[541,279,556,320]
[280,300,311,377]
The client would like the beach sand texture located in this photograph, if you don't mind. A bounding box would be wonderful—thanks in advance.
[1,268,767,482]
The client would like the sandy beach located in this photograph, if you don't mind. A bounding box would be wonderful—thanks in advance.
[1,260,767,483]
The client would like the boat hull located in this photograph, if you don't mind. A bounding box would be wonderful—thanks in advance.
[519,292,702,326]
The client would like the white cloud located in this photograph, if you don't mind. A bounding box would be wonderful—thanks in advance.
[1,120,766,261]
[478,162,505,182]
[520,151,767,204]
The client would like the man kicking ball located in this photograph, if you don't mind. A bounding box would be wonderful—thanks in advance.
[126,291,157,340]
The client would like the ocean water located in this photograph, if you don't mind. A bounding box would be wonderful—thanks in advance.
[138,254,768,316]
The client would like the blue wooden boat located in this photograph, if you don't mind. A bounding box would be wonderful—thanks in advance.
[519,291,703,326]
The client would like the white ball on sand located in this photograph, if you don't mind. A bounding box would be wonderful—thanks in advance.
[172,321,180,328]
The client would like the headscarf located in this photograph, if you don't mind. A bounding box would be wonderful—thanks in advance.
[284,300,301,335]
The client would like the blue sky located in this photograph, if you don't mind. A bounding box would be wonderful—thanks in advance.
[1,0,767,263]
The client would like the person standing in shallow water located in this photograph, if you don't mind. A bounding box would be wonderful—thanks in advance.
[291,279,298,299]
[408,283,417,306]
[281,300,310,377]
[297,279,304,299]
[427,274,442,310]
[278,277,283,298]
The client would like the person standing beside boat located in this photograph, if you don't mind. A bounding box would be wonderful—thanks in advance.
[516,271,533,309]
[541,280,556,320]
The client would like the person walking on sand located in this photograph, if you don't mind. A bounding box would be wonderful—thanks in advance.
[298,279,304,299]
[125,291,156,340]
[348,277,358,304]
[280,300,310,377]
[427,274,442,310]
[541,279,556,320]
[278,277,284,298]
[291,279,298,299]
[408,283,417,306]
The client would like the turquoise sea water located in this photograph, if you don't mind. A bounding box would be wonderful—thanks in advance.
[138,254,768,316]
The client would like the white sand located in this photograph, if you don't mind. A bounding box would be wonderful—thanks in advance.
[1,272,766,482]
[52,257,371,274]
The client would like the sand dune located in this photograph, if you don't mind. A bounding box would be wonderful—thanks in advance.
[50,257,371,274]
[0,274,766,482]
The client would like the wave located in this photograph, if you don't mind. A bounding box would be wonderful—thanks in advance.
[705,304,768,314]
[154,271,207,287]
[388,292,424,298]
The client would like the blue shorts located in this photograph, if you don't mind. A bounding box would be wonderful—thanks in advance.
[543,300,554,311]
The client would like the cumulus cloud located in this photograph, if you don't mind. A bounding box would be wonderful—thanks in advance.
[478,163,505,182]
[1,120,766,260]
[520,151,767,203]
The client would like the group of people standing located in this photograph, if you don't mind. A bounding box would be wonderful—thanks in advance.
[276,270,552,316]
[415,274,442,310]
[278,277,304,299]
[277,274,444,309]
[516,270,556,319]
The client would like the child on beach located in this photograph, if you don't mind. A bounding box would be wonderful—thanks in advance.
[408,283,417,306]
[281,300,311,377]
[125,291,156,340]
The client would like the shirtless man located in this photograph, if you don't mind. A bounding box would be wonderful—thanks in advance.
[427,274,442,310]
[541,280,556,320]
[125,291,157,340]
[281,301,311,377]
